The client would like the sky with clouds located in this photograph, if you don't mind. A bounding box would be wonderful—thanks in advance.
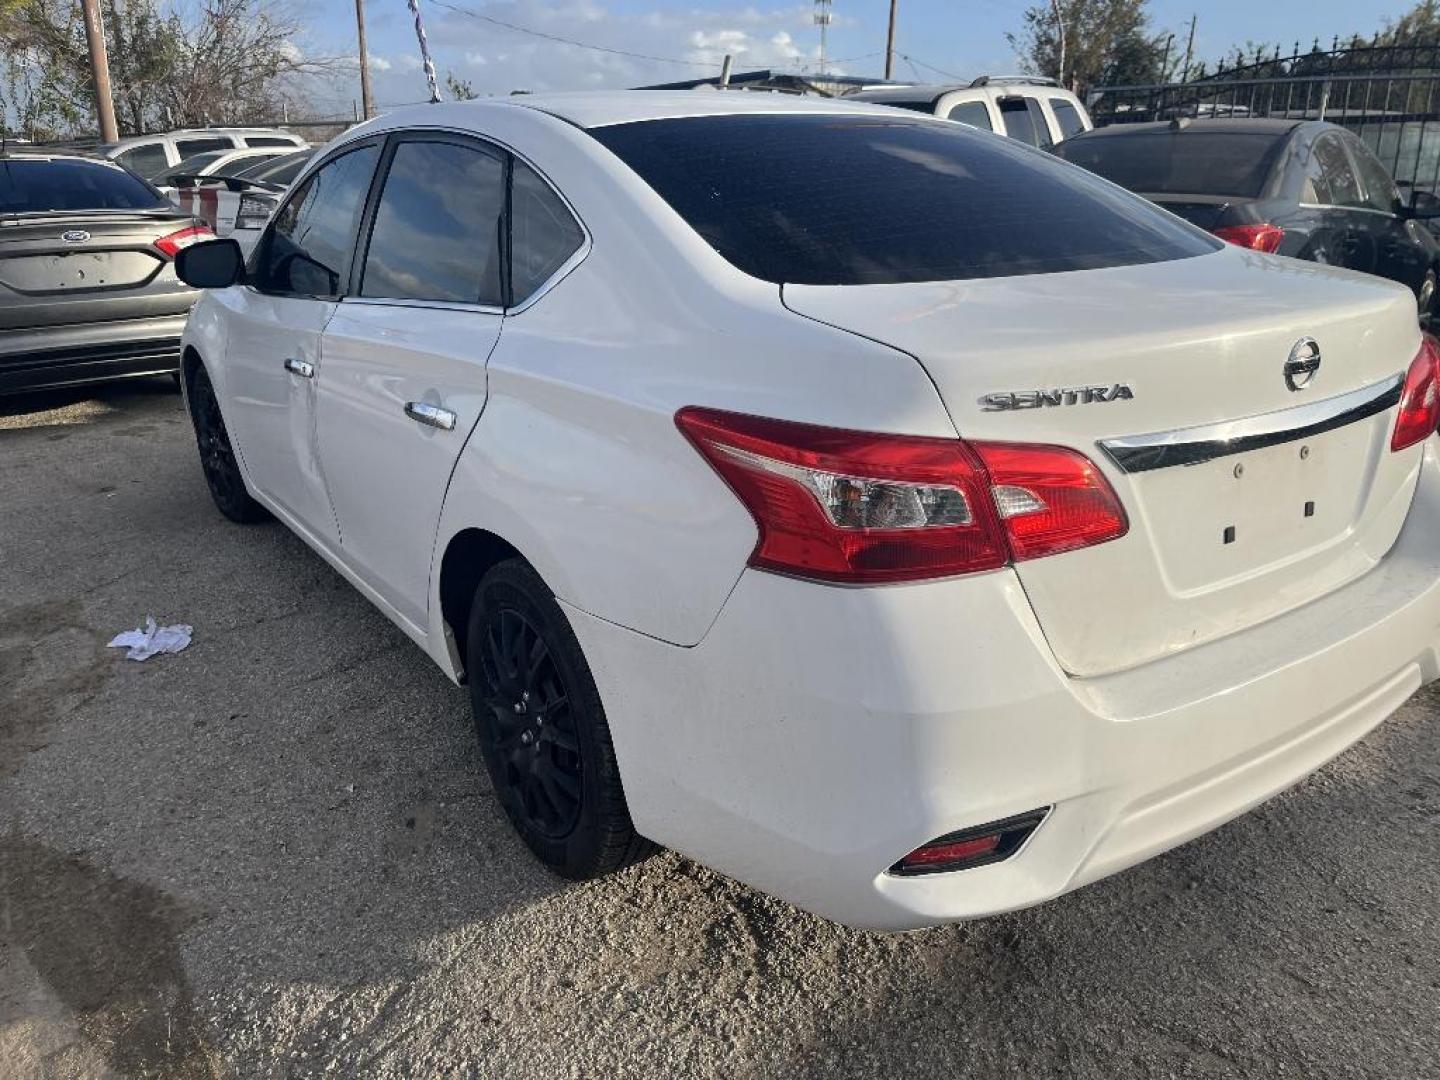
[291,0,1416,115]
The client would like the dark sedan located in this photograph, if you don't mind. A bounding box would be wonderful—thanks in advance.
[1054,118,1440,321]
[0,149,211,394]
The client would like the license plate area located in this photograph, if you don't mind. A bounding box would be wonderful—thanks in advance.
[1135,416,1381,594]
[0,251,158,293]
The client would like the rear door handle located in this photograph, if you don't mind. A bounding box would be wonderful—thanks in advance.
[284,357,314,379]
[404,401,457,431]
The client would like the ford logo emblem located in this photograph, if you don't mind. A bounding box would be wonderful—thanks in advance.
[60,229,91,244]
[1284,337,1321,391]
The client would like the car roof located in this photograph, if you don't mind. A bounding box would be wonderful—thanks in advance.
[1070,118,1311,139]
[375,91,911,132]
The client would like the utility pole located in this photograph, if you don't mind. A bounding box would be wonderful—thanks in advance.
[80,0,119,142]
[1181,14,1197,83]
[1049,0,1067,90]
[355,0,376,120]
[814,0,832,75]
[884,0,898,80]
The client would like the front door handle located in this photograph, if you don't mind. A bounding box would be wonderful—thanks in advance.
[404,401,457,431]
[284,357,314,379]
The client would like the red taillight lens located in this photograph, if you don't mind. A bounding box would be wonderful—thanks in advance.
[971,441,1129,560]
[675,407,1008,583]
[675,408,1127,584]
[1213,223,1285,253]
[1392,333,1440,452]
[154,224,214,259]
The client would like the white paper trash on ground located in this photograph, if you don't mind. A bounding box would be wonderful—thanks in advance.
[108,617,193,662]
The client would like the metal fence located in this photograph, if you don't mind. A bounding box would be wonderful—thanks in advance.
[1089,41,1440,195]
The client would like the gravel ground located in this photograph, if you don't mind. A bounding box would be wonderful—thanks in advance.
[1,379,1438,1080]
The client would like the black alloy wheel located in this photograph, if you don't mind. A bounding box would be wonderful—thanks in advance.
[188,366,269,524]
[467,559,654,878]
[479,603,584,838]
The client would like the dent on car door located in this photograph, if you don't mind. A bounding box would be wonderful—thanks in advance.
[315,134,570,629]
[217,141,381,548]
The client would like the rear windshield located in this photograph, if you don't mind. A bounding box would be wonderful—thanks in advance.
[590,114,1217,285]
[1054,131,1286,198]
[0,157,166,214]
[237,151,314,186]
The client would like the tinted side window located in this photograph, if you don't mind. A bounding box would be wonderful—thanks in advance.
[245,136,298,147]
[511,161,585,301]
[1348,138,1400,213]
[946,101,993,131]
[176,137,232,158]
[1050,99,1086,139]
[116,143,169,178]
[360,140,505,305]
[1301,139,1332,203]
[255,144,380,297]
[592,114,1219,286]
[1314,135,1362,207]
[1000,97,1051,148]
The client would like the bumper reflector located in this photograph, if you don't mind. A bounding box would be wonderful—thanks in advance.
[889,808,1050,876]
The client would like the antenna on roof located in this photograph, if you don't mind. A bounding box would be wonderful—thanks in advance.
[407,0,442,103]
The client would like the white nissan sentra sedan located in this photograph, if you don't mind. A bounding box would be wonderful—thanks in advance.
[172,92,1440,930]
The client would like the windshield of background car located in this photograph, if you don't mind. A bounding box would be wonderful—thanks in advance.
[0,157,167,213]
[153,151,228,185]
[236,152,313,185]
[1054,131,1286,198]
[590,114,1218,285]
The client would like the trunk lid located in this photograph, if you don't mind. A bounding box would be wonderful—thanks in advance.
[0,210,196,331]
[783,247,1424,676]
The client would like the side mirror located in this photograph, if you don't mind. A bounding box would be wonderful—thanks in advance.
[174,238,245,288]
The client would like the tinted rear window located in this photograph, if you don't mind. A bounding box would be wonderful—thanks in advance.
[0,157,166,214]
[1055,131,1286,197]
[590,114,1217,286]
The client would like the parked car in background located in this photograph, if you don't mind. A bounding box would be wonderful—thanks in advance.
[1055,118,1440,321]
[150,147,292,201]
[100,128,308,180]
[177,150,318,257]
[849,76,1092,147]
[174,93,1440,930]
[0,149,211,394]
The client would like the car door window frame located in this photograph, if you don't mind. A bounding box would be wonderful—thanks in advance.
[248,135,387,300]
[346,130,511,313]
[1301,131,1374,214]
[339,127,591,316]
[1342,134,1403,216]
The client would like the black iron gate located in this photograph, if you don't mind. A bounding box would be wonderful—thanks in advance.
[1089,41,1440,195]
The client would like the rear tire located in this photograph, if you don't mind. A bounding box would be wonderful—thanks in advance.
[466,559,654,879]
[187,365,269,524]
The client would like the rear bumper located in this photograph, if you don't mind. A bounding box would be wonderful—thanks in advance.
[0,314,188,394]
[566,440,1440,930]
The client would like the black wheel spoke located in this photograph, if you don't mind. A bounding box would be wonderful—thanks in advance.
[475,601,584,840]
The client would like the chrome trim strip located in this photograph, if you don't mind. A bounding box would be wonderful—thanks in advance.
[1098,374,1403,474]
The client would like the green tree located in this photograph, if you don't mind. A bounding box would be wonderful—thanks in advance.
[1,0,335,139]
[1008,0,1170,91]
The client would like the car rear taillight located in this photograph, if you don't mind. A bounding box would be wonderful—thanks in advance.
[1213,223,1285,253]
[154,224,215,259]
[890,809,1049,876]
[1392,333,1440,451]
[675,408,1127,584]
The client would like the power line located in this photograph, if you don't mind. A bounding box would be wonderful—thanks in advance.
[428,1,724,68]
[898,53,964,80]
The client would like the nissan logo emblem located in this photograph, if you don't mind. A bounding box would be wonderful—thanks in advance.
[60,229,91,244]
[1284,337,1321,391]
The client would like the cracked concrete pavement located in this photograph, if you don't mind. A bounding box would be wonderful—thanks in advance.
[1,379,1438,1079]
